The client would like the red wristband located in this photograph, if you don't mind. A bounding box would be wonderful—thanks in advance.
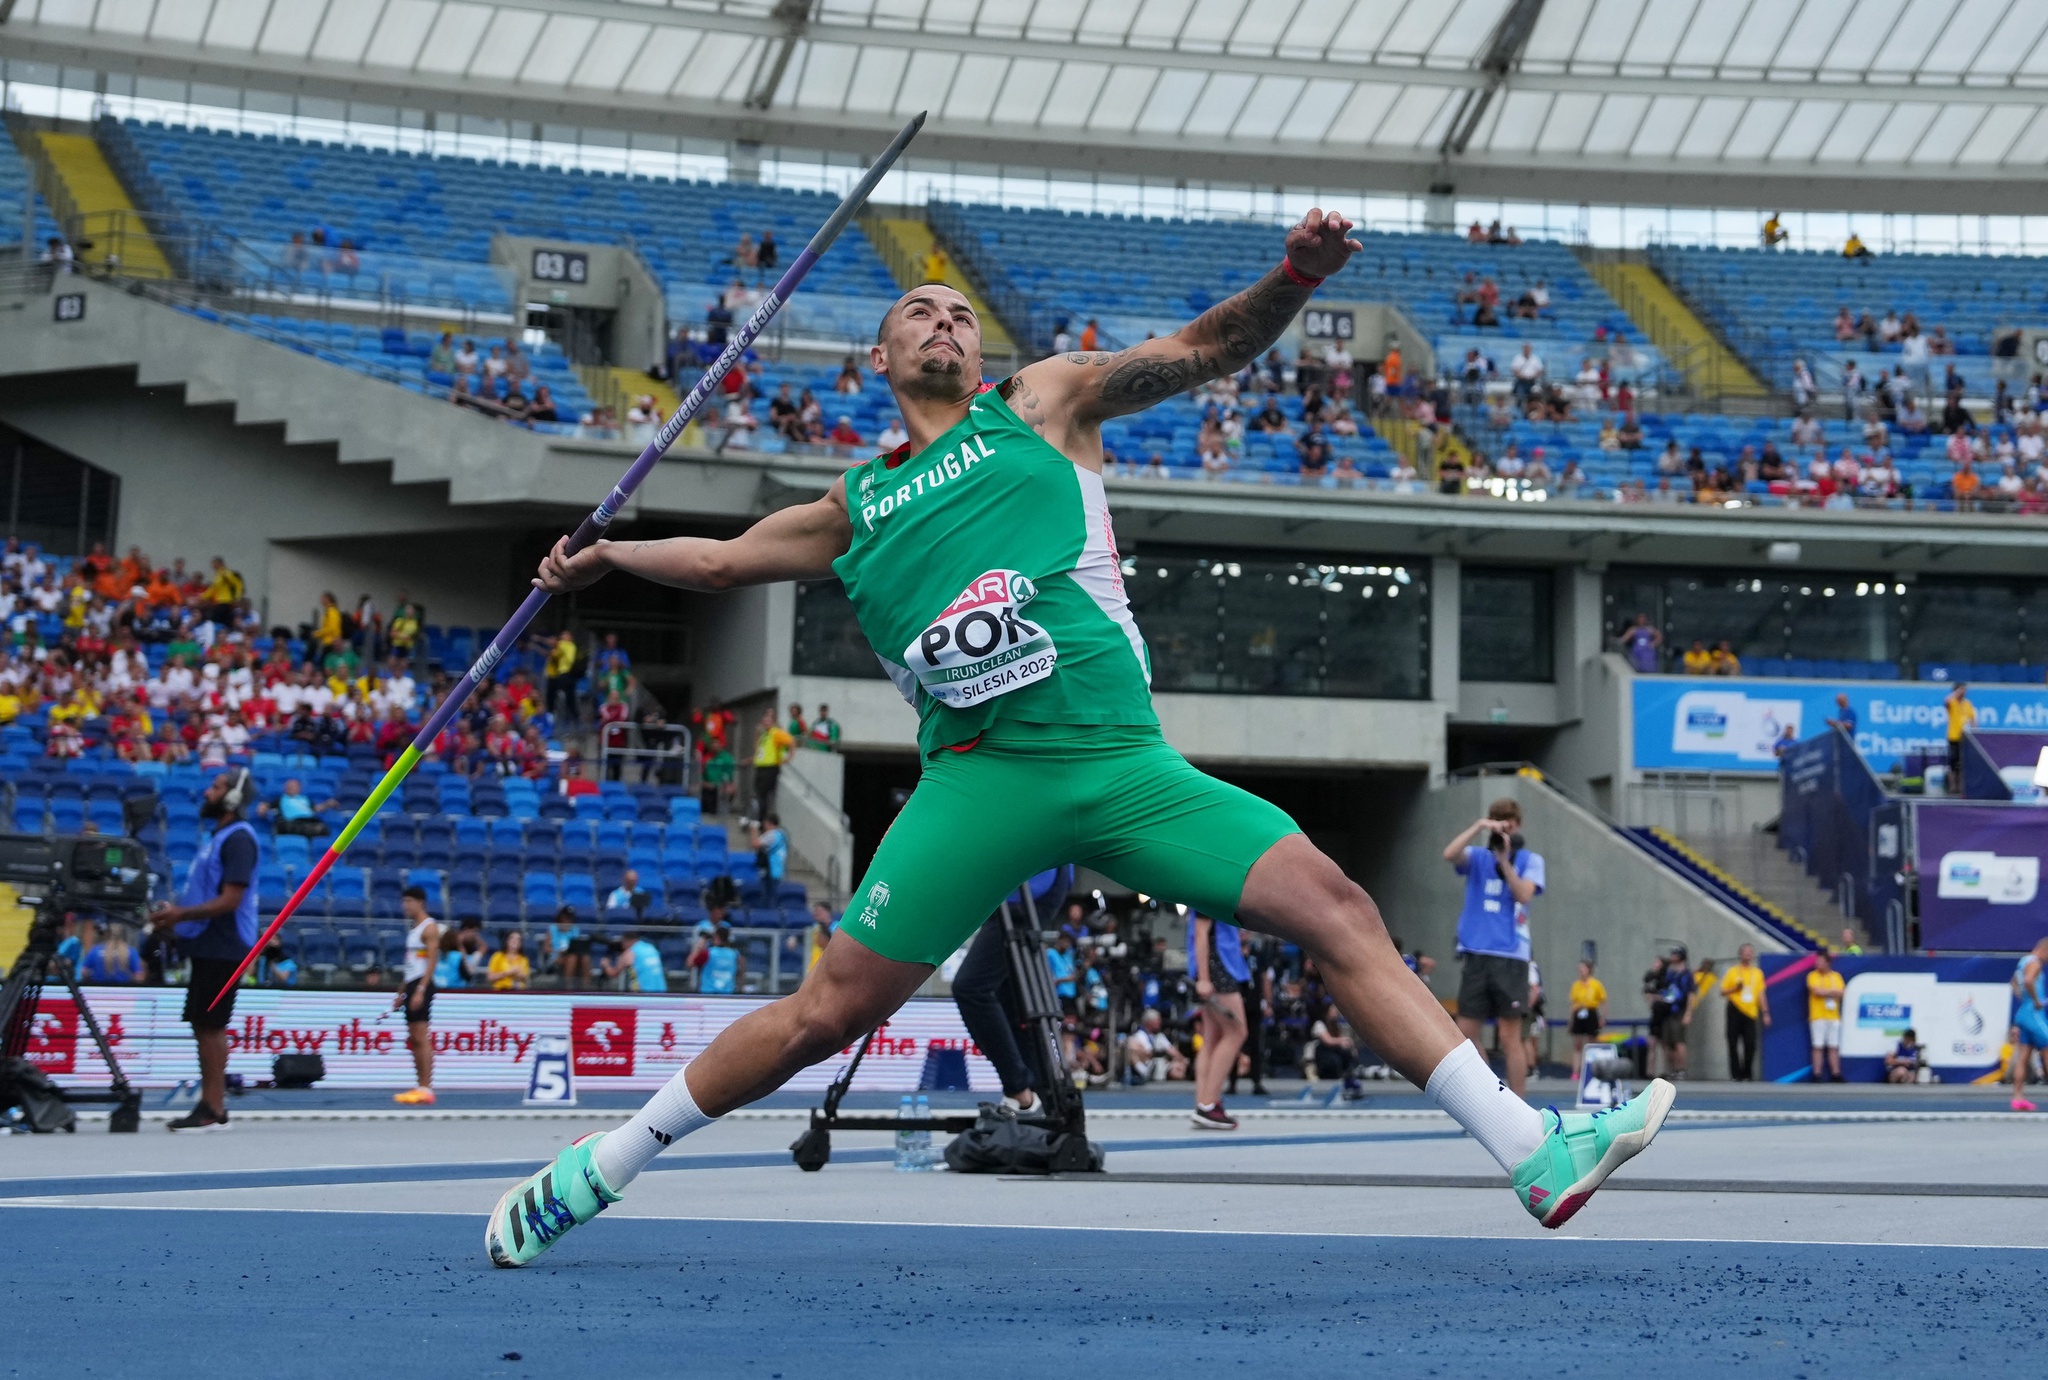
[1281,258,1324,288]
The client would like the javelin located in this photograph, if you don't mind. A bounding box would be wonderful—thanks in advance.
[213,111,928,1003]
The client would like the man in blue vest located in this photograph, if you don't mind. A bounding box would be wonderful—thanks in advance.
[1442,798,1545,1097]
[148,768,262,1132]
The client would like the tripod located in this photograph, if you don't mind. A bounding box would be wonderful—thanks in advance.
[790,883,1097,1172]
[0,901,142,1133]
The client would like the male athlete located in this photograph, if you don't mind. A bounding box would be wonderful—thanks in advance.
[487,209,1674,1266]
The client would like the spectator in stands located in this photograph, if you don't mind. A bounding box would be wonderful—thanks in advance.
[806,705,840,752]
[257,776,333,836]
[1843,230,1873,261]
[1295,433,1329,479]
[1807,947,1846,1081]
[489,930,530,991]
[428,331,456,374]
[829,415,863,448]
[1618,613,1662,672]
[1252,395,1289,435]
[1471,277,1501,328]
[1655,439,1683,477]
[605,869,651,920]
[751,708,794,816]
[703,297,733,347]
[1709,641,1741,676]
[542,905,589,991]
[1839,359,1864,420]
[921,243,949,285]
[1898,395,1927,435]
[1682,639,1713,675]
[876,414,908,451]
[81,923,142,984]
[1762,212,1788,250]
[504,341,531,387]
[1513,278,1549,320]
[1465,220,1487,243]
[699,924,742,995]
[1719,943,1767,1081]
[833,356,863,395]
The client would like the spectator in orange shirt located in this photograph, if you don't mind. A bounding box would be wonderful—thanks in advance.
[145,569,183,608]
[1382,344,1405,392]
[1080,319,1100,352]
[1952,460,1981,509]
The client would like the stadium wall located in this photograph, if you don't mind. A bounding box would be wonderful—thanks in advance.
[0,365,515,625]
[1363,771,1787,1078]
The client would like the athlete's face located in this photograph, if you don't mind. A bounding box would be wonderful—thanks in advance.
[872,287,982,402]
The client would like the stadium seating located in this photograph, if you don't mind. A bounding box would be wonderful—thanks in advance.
[931,201,1651,364]
[1653,244,2043,392]
[0,132,63,254]
[101,117,900,336]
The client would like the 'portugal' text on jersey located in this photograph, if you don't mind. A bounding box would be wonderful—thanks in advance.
[832,385,1154,754]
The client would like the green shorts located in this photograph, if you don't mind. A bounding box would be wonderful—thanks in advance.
[841,721,1299,966]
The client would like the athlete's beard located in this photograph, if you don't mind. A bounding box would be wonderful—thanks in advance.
[896,351,971,402]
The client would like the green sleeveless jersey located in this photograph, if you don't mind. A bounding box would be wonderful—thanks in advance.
[832,385,1155,754]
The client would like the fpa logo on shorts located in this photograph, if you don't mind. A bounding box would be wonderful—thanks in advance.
[571,1006,637,1077]
[856,880,891,929]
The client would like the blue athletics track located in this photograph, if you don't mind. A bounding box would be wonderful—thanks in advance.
[1,1082,2042,1377]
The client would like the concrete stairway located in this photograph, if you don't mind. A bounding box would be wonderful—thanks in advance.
[863,214,1018,354]
[1584,257,1768,404]
[30,130,173,279]
[1674,826,1865,947]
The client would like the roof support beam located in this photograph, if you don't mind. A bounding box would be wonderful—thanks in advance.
[4,21,2048,212]
[743,0,814,113]
[1440,0,1546,160]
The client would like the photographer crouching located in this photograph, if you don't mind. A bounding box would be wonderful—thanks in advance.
[147,769,261,1132]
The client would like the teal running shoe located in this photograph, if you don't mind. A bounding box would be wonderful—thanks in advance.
[485,1131,621,1268]
[1511,1078,1675,1228]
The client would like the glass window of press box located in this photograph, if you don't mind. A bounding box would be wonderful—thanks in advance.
[1459,567,1554,683]
[1603,568,2047,680]
[0,424,120,557]
[794,553,1430,700]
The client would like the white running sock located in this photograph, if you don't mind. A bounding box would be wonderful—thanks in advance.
[1424,1040,1549,1172]
[593,1062,716,1189]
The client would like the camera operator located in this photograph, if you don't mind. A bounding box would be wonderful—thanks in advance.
[1442,798,1545,1097]
[949,868,1064,1120]
[148,769,261,1132]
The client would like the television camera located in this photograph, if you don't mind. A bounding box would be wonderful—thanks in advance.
[0,832,154,1133]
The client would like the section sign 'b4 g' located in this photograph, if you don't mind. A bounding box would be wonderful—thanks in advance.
[906,569,1058,709]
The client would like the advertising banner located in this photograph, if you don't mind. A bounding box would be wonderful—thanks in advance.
[34,989,996,1092]
[1760,953,2016,1082]
[1632,676,2048,774]
[1915,804,2048,952]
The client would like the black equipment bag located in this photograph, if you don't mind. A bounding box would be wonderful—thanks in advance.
[273,1053,325,1088]
[943,1104,1104,1175]
[1,1057,78,1133]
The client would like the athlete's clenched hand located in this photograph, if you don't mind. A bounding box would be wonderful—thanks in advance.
[1284,207,1363,281]
[533,535,611,593]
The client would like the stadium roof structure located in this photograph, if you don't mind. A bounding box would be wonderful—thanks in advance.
[6,0,2048,213]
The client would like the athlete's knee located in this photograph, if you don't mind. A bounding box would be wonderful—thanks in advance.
[779,988,873,1066]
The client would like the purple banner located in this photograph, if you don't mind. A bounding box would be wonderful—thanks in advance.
[1914,803,2048,951]
[1973,731,2048,770]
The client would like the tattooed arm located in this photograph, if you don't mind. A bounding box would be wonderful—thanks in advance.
[1003,209,1363,448]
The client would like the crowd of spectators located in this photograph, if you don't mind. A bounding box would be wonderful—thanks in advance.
[0,537,670,783]
[1041,900,1418,1093]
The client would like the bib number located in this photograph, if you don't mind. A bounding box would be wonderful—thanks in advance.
[906,569,1058,709]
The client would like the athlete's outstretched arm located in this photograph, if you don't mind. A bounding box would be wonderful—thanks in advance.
[1010,207,1362,426]
[533,476,852,594]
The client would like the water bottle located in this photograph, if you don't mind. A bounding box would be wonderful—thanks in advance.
[912,1094,934,1170]
[894,1094,915,1172]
